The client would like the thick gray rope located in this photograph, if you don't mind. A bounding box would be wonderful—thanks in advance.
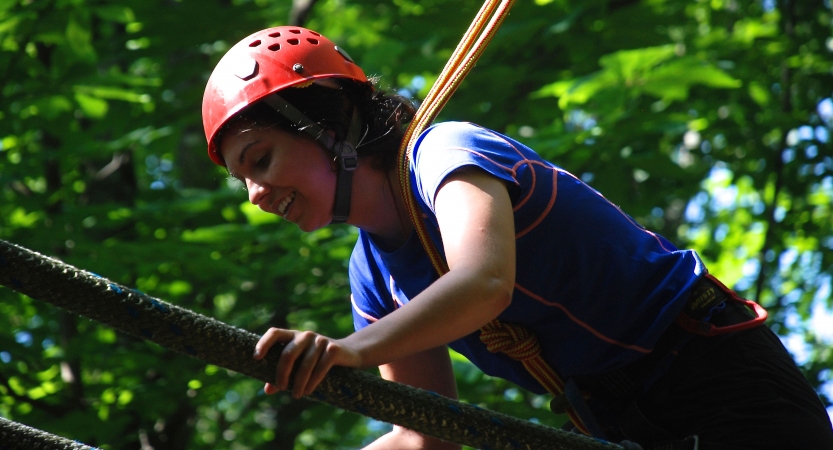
[0,240,623,450]
[0,416,97,450]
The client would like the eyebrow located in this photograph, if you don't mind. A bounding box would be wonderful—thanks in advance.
[238,139,261,165]
[228,139,261,181]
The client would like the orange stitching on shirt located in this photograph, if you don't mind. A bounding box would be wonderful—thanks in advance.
[514,283,652,354]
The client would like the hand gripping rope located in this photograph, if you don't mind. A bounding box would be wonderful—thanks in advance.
[0,240,623,450]
[395,0,595,437]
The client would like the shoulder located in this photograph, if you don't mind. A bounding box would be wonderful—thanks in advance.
[409,122,528,211]
[416,121,504,151]
[412,122,520,174]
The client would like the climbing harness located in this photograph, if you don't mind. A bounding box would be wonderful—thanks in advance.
[0,239,624,450]
[569,274,766,443]
[394,0,596,436]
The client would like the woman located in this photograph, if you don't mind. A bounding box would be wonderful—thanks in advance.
[202,27,833,449]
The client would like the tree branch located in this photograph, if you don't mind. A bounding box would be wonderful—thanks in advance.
[288,0,320,27]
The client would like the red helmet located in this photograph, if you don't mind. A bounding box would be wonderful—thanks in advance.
[202,26,367,166]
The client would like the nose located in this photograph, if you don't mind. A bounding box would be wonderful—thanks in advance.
[247,179,271,207]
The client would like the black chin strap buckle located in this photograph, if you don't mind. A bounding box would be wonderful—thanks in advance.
[337,143,358,171]
[331,141,357,224]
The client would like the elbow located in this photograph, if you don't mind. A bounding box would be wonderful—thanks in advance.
[482,271,514,313]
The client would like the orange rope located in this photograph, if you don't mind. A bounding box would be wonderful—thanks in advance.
[394,0,593,437]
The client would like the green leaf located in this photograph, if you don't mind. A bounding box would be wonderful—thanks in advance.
[748,81,771,106]
[9,208,42,228]
[30,96,73,119]
[642,58,742,101]
[94,6,136,23]
[0,15,21,35]
[73,85,150,103]
[240,202,279,225]
[75,93,109,118]
[732,18,778,45]
[66,14,96,62]
[598,45,677,82]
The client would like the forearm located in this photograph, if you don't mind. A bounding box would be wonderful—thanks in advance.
[344,170,516,369]
[343,266,512,368]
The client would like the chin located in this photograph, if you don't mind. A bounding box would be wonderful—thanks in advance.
[296,219,327,233]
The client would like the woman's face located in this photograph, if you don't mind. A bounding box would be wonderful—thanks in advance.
[220,123,337,232]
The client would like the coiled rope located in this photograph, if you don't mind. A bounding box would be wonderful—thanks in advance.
[0,240,621,450]
[395,0,592,436]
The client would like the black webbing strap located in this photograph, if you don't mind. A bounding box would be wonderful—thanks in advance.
[330,107,361,223]
[262,93,326,141]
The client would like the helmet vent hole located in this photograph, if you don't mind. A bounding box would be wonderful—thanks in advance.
[309,31,320,36]
[307,38,319,45]
[249,40,261,47]
[287,38,299,45]
[268,32,281,37]
[268,43,280,51]
[289,29,301,34]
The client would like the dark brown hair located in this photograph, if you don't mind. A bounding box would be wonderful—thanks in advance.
[216,80,416,171]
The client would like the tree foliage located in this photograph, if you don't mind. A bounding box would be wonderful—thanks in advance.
[1,0,831,448]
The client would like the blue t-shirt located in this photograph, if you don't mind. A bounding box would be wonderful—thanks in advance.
[349,122,704,394]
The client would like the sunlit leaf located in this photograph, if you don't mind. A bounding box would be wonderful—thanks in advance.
[66,13,96,62]
[75,93,109,118]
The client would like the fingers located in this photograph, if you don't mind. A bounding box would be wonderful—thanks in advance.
[305,345,340,396]
[254,328,355,399]
[253,327,294,360]
[290,335,330,398]
[274,331,316,394]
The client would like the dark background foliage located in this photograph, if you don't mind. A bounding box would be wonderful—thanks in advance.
[1,0,831,448]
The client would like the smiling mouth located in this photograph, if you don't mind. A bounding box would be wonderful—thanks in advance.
[276,191,296,216]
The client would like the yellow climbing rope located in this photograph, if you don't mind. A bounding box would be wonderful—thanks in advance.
[394,0,593,437]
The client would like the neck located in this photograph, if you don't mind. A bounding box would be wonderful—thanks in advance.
[347,163,413,251]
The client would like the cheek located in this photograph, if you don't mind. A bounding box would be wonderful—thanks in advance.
[301,151,337,191]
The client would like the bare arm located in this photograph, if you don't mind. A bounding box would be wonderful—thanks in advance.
[254,168,516,400]
[342,168,516,367]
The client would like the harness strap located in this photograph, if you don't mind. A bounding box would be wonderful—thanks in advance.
[571,274,767,442]
[675,274,766,337]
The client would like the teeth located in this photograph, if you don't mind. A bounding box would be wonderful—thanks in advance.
[277,192,296,216]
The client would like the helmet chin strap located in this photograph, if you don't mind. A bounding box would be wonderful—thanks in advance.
[262,93,361,224]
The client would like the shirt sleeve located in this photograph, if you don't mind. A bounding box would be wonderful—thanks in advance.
[348,233,395,331]
[411,122,521,213]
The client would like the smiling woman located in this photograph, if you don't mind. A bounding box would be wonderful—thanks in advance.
[201,26,833,450]
[219,122,338,231]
